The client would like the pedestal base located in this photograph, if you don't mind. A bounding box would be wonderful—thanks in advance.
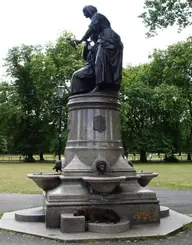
[87,218,130,233]
[45,178,160,228]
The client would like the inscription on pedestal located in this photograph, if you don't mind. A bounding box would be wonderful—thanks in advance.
[133,207,159,223]
[93,115,106,132]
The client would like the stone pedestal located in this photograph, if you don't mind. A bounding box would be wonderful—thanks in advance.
[44,92,160,229]
[62,92,135,176]
[60,213,85,233]
[45,177,160,228]
[87,219,130,233]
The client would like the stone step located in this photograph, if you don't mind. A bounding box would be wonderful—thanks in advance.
[60,213,85,233]
[160,206,170,218]
[87,218,130,233]
[15,207,45,222]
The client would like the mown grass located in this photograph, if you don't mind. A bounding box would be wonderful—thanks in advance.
[135,163,192,189]
[0,162,192,194]
[0,163,54,194]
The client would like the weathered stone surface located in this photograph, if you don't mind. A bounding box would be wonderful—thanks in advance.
[15,207,45,222]
[27,173,60,191]
[27,92,160,231]
[160,206,170,218]
[132,204,160,224]
[87,219,130,233]
[2,209,192,241]
[45,176,160,228]
[62,92,135,176]
[137,172,158,187]
[82,176,127,194]
[60,213,85,233]
[93,115,106,132]
[45,193,160,228]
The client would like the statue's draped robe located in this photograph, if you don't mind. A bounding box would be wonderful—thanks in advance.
[70,44,96,95]
[70,13,123,95]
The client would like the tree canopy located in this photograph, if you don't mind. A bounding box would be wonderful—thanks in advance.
[140,0,192,37]
[1,31,82,161]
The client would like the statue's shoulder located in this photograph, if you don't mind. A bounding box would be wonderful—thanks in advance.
[91,12,104,21]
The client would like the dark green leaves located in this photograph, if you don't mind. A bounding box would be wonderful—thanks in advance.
[140,0,192,37]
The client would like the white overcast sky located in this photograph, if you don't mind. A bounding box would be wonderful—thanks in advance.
[1,0,192,80]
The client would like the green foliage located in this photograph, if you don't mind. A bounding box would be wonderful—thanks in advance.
[0,135,7,153]
[46,31,83,82]
[140,0,192,37]
[121,66,183,158]
[121,36,192,158]
[2,31,83,160]
[150,37,192,154]
[121,65,155,157]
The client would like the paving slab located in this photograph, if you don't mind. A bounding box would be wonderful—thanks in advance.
[0,187,192,244]
[0,208,191,242]
[1,228,192,245]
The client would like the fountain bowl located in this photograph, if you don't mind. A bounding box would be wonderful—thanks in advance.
[27,173,60,191]
[82,176,127,194]
[137,172,158,187]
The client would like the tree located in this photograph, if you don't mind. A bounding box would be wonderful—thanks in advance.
[151,36,192,159]
[34,31,83,156]
[140,0,192,37]
[0,83,9,153]
[120,59,185,161]
[4,31,83,161]
[5,45,44,161]
[46,31,83,83]
[121,65,156,161]
[0,82,20,154]
[152,83,184,158]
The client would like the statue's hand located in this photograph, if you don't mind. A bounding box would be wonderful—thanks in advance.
[75,40,82,45]
[68,39,77,49]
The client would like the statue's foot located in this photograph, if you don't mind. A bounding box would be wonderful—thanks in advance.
[90,85,101,93]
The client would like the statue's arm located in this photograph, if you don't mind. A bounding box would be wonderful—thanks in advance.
[76,27,93,44]
[76,14,99,45]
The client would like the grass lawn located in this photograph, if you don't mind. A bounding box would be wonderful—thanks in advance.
[0,162,192,194]
[0,163,54,194]
[135,163,192,189]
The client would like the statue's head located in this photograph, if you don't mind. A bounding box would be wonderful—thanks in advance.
[83,5,97,18]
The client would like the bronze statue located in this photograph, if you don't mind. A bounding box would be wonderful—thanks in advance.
[70,5,123,95]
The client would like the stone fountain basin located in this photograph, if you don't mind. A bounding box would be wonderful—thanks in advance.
[82,176,127,194]
[137,172,158,187]
[27,173,60,191]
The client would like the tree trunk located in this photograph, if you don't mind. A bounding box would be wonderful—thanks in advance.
[187,153,191,161]
[140,150,147,162]
[24,153,35,162]
[39,152,44,161]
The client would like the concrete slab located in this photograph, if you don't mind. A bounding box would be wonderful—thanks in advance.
[60,213,85,233]
[160,206,169,218]
[0,208,192,242]
[87,218,130,233]
[15,207,45,222]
